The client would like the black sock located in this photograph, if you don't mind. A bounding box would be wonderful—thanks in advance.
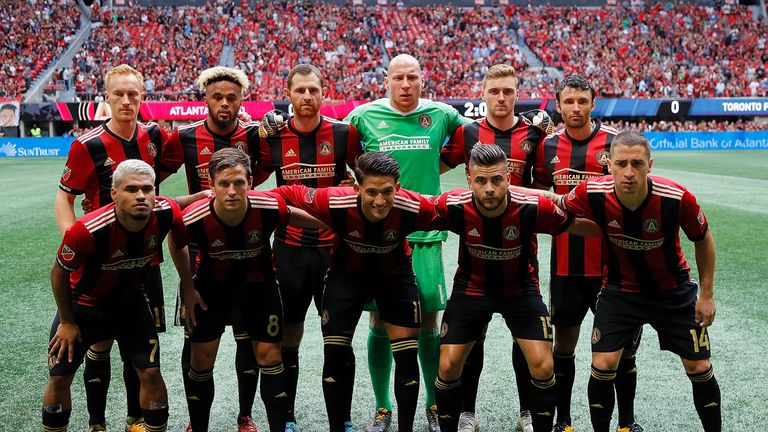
[588,366,616,432]
[234,333,258,418]
[512,342,531,412]
[186,367,214,431]
[83,348,110,425]
[553,351,575,424]
[124,361,142,419]
[688,366,721,432]
[42,405,71,431]
[391,337,419,432]
[460,338,484,413]
[142,405,169,432]
[434,376,462,432]
[260,362,288,431]
[530,375,556,432]
[615,354,638,426]
[322,335,354,432]
[282,347,300,423]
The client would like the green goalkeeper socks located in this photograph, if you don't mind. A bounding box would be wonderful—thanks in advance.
[367,324,394,410]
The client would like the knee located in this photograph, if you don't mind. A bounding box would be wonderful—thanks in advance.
[421,312,438,329]
[137,367,164,388]
[256,344,282,366]
[369,312,385,329]
[527,355,554,380]
[553,325,580,353]
[282,323,304,348]
[438,354,464,381]
[682,358,711,375]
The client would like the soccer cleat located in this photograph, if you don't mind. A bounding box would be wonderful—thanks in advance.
[617,424,644,432]
[365,408,392,432]
[426,405,441,431]
[237,416,260,432]
[458,411,480,432]
[552,422,574,432]
[344,420,358,432]
[515,410,534,432]
[285,421,299,432]
[125,416,147,432]
[88,424,107,432]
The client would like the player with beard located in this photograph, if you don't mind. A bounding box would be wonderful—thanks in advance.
[255,64,361,432]
[161,67,266,432]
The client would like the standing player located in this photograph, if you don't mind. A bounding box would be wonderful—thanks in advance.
[345,53,471,432]
[560,130,720,432]
[439,64,552,432]
[255,63,361,432]
[433,144,598,432]
[43,160,189,432]
[179,148,324,432]
[531,75,642,432]
[160,66,265,432]
[54,64,172,432]
[273,152,436,432]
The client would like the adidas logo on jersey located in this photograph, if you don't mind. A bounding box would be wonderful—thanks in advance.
[111,249,124,258]
[200,147,212,155]
[468,228,480,237]
[284,149,297,158]
[377,120,389,129]
[211,239,224,247]
[104,157,116,166]
[608,220,622,228]
[349,230,361,238]
[550,155,560,164]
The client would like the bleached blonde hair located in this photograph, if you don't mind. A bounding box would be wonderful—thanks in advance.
[196,66,250,95]
[112,159,155,188]
[105,64,144,91]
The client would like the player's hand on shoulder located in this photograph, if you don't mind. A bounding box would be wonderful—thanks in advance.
[338,170,356,187]
[80,197,93,213]
[49,321,82,364]
[258,109,289,138]
[521,109,554,135]
[695,296,716,327]
[237,110,253,123]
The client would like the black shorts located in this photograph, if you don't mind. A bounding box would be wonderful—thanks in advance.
[321,272,421,334]
[273,240,330,324]
[187,279,284,344]
[143,265,165,332]
[591,281,710,360]
[549,275,602,327]
[48,294,160,376]
[440,293,552,345]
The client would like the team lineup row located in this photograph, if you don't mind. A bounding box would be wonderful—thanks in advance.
[43,55,720,432]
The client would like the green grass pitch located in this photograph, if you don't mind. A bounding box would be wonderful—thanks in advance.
[1,150,765,431]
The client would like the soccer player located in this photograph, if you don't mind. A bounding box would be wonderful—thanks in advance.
[345,53,471,432]
[179,148,323,432]
[43,159,189,432]
[254,63,361,432]
[54,64,172,432]
[531,75,643,432]
[273,152,437,432]
[559,130,720,432]
[439,64,552,432]
[160,66,265,432]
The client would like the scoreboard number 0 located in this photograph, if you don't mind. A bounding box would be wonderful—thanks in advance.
[671,100,680,114]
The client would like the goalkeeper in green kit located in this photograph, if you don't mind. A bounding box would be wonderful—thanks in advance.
[345,54,471,432]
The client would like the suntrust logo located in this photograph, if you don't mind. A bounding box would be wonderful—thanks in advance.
[0,141,61,157]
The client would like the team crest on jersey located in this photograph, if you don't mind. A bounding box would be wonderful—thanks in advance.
[321,310,330,325]
[318,141,332,156]
[61,244,75,261]
[519,140,533,154]
[591,328,601,344]
[384,229,399,241]
[503,225,519,241]
[146,235,158,249]
[697,209,705,226]
[233,141,247,153]
[61,166,72,182]
[440,322,448,338]
[596,151,610,166]
[643,218,660,234]
[147,142,158,158]
[418,114,432,128]
[304,188,317,203]
[248,230,261,243]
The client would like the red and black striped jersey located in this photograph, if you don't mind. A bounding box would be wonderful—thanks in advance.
[273,184,435,276]
[162,120,261,193]
[59,122,170,208]
[563,175,709,293]
[441,115,545,187]
[434,189,571,298]
[258,116,361,247]
[182,190,290,284]
[56,197,187,308]
[533,120,618,277]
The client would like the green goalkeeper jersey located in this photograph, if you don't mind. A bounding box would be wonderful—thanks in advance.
[346,98,471,242]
